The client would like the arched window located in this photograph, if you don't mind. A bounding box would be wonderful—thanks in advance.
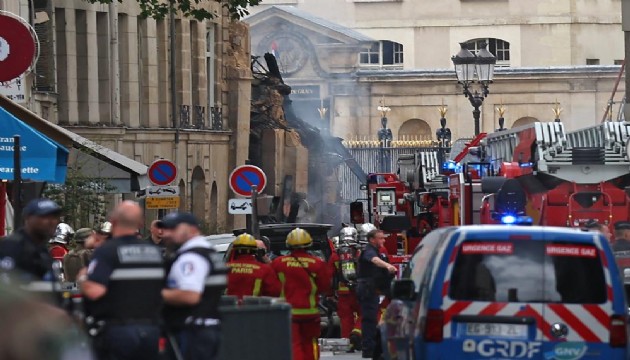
[511,117,538,128]
[191,166,206,220]
[359,40,404,68]
[398,119,432,138]
[463,38,510,67]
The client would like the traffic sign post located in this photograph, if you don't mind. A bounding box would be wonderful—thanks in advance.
[251,185,260,239]
[146,185,179,197]
[148,159,178,186]
[146,196,180,209]
[228,198,253,215]
[229,165,267,197]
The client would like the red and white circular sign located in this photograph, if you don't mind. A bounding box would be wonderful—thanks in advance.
[0,12,37,82]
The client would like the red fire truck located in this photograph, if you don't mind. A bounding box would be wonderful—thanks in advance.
[351,120,630,257]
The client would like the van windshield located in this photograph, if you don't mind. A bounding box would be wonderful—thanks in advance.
[449,240,607,304]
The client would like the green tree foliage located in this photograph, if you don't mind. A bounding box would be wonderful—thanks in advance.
[85,0,262,21]
[43,151,115,230]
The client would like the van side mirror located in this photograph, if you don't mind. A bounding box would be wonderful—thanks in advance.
[391,279,416,301]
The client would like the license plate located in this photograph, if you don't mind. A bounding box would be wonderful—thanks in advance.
[465,323,527,338]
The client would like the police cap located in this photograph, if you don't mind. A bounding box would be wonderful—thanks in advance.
[614,221,630,231]
[23,199,62,217]
[158,212,200,230]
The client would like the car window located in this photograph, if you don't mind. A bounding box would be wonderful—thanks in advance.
[408,230,444,292]
[449,240,607,304]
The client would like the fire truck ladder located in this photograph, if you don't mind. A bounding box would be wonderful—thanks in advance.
[483,121,630,184]
[398,148,444,190]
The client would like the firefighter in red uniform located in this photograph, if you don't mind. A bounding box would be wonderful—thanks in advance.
[226,233,281,300]
[333,226,363,351]
[272,228,332,360]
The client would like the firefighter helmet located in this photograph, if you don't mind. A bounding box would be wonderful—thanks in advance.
[49,223,74,245]
[233,233,257,249]
[97,221,112,235]
[358,223,377,243]
[286,228,312,248]
[339,226,358,244]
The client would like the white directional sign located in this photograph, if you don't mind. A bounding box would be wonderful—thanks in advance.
[228,198,252,215]
[146,186,179,197]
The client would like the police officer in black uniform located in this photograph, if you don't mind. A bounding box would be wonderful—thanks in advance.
[0,198,61,281]
[356,229,397,359]
[160,212,227,360]
[78,201,163,360]
[613,221,630,252]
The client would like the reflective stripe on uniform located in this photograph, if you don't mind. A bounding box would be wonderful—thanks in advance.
[253,278,262,296]
[292,307,320,315]
[205,274,227,286]
[308,276,318,310]
[110,268,164,280]
[278,272,286,299]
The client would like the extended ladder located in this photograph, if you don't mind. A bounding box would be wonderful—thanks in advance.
[483,121,630,183]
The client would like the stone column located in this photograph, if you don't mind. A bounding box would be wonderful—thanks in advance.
[119,14,140,127]
[139,19,159,128]
[176,19,192,122]
[156,19,170,128]
[97,12,111,124]
[76,9,100,124]
[56,8,79,124]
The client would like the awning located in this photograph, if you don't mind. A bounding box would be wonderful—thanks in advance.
[0,95,149,191]
[0,106,68,183]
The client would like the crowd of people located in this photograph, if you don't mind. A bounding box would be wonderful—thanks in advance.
[0,198,397,360]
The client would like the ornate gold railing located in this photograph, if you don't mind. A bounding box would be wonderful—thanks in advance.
[341,135,439,148]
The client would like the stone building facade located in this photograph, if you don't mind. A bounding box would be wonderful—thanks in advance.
[246,5,625,141]
[1,1,252,232]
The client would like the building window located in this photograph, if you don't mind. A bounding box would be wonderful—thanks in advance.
[359,40,404,68]
[614,59,624,65]
[586,58,600,65]
[464,38,510,67]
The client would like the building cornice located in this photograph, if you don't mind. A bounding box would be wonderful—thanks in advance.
[356,65,623,82]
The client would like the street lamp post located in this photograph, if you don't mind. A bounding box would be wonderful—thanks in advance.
[451,42,496,135]
[377,98,392,173]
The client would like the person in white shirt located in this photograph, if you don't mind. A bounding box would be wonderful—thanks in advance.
[160,212,227,360]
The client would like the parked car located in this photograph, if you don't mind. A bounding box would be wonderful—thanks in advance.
[381,225,629,360]
[204,233,236,259]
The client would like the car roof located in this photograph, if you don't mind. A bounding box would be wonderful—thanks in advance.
[451,225,604,244]
[233,223,333,237]
[204,234,236,245]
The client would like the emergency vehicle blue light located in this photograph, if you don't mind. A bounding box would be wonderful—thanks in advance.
[501,215,517,224]
[499,215,534,226]
[519,162,534,168]
[443,161,457,170]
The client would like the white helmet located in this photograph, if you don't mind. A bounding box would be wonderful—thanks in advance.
[357,223,377,243]
[50,223,74,245]
[339,226,358,245]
